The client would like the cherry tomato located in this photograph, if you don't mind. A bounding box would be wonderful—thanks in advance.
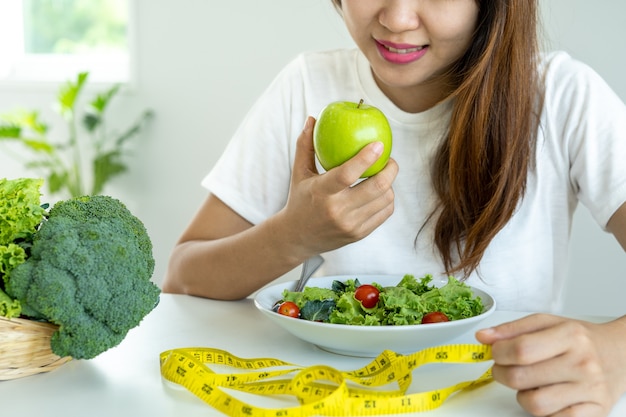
[421,312,450,324]
[277,301,300,318]
[354,284,380,309]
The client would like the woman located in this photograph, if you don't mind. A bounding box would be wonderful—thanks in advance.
[164,1,626,415]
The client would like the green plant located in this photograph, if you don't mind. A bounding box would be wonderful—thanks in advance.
[0,72,152,197]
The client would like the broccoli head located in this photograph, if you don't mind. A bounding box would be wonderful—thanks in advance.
[6,195,160,359]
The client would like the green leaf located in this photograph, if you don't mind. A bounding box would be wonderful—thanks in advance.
[57,72,89,117]
[0,178,45,245]
[397,274,434,295]
[92,151,127,195]
[0,123,53,153]
[20,139,55,154]
[26,160,56,170]
[0,287,22,319]
[1,110,47,135]
[331,280,347,293]
[0,125,21,138]
[115,109,154,146]
[82,112,101,132]
[18,110,48,135]
[300,299,336,322]
[90,84,120,114]
[47,171,68,195]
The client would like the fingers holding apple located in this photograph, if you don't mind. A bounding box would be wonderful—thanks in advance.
[280,109,396,256]
[313,100,393,178]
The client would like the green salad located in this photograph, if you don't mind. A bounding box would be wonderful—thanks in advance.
[275,274,484,326]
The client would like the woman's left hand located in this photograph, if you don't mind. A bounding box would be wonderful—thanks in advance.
[476,314,626,417]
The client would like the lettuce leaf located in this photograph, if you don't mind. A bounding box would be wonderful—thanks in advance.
[0,287,21,318]
[396,274,435,295]
[282,286,337,309]
[0,178,45,245]
[420,276,484,320]
[0,178,45,318]
[329,293,370,325]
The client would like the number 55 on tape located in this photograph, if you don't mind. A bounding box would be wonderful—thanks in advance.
[160,344,494,416]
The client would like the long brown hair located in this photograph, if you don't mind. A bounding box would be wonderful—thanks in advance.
[332,0,542,277]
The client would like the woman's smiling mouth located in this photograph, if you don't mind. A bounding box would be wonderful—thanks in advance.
[375,39,428,64]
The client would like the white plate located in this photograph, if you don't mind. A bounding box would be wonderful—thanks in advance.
[254,275,496,357]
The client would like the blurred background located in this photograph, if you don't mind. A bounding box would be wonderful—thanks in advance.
[0,0,624,316]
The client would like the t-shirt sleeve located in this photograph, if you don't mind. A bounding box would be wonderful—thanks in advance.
[201,56,308,225]
[547,53,626,228]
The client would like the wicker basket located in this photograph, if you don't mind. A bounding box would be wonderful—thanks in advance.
[0,316,72,380]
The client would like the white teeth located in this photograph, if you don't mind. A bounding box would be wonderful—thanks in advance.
[385,45,423,54]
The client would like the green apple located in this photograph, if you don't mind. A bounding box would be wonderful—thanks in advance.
[313,99,392,178]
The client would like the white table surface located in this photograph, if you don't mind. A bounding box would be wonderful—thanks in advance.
[1,293,625,416]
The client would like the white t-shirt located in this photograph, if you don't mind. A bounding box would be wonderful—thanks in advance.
[203,49,626,312]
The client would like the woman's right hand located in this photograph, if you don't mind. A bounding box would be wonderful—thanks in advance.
[278,116,399,259]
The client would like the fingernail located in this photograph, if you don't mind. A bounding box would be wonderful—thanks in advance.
[303,116,312,132]
[371,141,384,156]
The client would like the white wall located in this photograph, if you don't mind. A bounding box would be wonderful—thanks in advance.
[0,0,624,316]
[540,0,626,316]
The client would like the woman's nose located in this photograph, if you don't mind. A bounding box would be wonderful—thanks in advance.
[378,0,420,33]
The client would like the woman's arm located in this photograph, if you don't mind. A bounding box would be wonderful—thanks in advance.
[607,201,626,251]
[163,117,398,300]
[162,193,303,300]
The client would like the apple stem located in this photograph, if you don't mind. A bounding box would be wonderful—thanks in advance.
[357,99,364,109]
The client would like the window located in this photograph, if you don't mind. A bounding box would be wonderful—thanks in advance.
[0,0,131,85]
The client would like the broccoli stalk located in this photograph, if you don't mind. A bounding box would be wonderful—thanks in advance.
[5,195,160,359]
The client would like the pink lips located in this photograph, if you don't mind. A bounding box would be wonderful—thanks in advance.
[375,39,428,64]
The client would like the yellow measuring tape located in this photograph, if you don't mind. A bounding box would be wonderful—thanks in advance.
[160,344,493,416]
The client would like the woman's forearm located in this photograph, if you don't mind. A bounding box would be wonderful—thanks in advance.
[162,212,309,300]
